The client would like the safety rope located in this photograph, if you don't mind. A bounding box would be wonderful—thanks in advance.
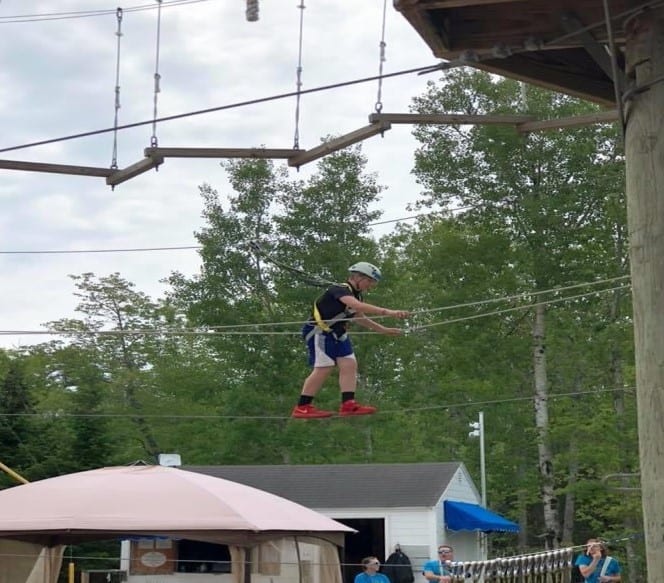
[150,0,163,148]
[246,0,259,22]
[374,0,388,113]
[110,7,123,170]
[293,0,305,150]
[248,240,333,288]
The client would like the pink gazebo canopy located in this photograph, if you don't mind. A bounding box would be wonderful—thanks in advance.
[0,465,353,546]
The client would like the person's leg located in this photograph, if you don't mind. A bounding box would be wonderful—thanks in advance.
[337,356,357,392]
[301,366,334,396]
[292,330,337,418]
[336,353,376,416]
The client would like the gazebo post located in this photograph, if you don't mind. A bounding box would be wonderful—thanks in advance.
[624,9,664,582]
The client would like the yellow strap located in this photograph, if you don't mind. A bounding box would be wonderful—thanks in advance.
[312,282,354,332]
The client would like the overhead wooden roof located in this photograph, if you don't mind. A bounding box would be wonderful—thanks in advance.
[394,0,632,106]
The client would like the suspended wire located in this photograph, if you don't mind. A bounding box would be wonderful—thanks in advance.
[374,0,388,113]
[110,8,124,170]
[292,0,306,150]
[0,62,444,155]
[0,385,636,420]
[0,279,631,337]
[0,0,211,24]
[0,208,461,255]
[150,0,164,148]
[412,283,631,332]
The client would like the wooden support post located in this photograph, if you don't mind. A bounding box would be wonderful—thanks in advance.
[624,9,664,582]
[106,156,164,187]
[369,112,535,125]
[0,159,114,178]
[288,122,391,167]
[516,110,619,133]
[144,147,302,159]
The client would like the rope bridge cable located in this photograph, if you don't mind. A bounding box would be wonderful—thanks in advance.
[150,0,163,148]
[292,0,305,150]
[374,0,388,114]
[0,385,638,420]
[409,284,631,333]
[0,62,449,155]
[412,275,630,317]
[110,7,123,170]
[0,280,632,338]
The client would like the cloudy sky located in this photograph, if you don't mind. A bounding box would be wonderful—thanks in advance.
[0,0,439,348]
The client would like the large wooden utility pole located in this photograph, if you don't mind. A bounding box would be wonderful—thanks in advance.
[624,8,664,581]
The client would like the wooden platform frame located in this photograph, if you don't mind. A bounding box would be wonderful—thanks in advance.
[0,110,618,185]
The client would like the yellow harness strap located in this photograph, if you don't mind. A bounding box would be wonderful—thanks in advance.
[312,282,354,333]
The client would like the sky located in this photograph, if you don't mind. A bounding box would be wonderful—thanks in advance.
[0,0,439,349]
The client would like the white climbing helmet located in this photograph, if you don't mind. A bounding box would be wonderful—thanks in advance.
[349,261,382,282]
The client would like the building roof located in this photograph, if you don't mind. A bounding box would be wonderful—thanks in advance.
[184,462,463,509]
[395,0,629,106]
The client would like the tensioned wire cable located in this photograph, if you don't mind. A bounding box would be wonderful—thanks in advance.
[1,0,650,154]
[0,533,644,560]
[0,209,458,255]
[0,385,637,420]
[0,278,631,337]
[0,0,211,24]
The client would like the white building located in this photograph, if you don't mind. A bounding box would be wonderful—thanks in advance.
[118,463,518,583]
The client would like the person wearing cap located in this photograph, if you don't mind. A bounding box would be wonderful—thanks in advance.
[355,557,391,583]
[291,261,410,419]
[422,546,455,583]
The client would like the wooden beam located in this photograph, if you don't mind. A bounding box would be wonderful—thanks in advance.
[106,156,164,187]
[422,0,524,8]
[0,159,113,178]
[516,110,618,132]
[288,122,391,167]
[145,147,302,159]
[369,112,535,125]
[560,13,626,87]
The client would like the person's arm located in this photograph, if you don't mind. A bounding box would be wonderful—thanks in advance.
[579,554,601,577]
[339,295,409,319]
[423,569,451,583]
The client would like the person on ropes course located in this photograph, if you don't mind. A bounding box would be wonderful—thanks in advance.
[291,261,410,419]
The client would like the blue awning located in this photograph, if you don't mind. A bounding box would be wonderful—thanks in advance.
[444,500,519,533]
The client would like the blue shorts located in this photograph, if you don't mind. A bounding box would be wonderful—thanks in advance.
[302,324,355,367]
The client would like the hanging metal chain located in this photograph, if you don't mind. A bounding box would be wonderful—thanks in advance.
[150,0,163,148]
[110,8,123,170]
[246,0,259,22]
[374,0,388,113]
[292,1,306,150]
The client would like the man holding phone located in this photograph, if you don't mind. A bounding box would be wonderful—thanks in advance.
[574,539,621,582]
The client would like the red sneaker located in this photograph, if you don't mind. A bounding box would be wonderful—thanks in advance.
[339,400,377,416]
[291,404,334,419]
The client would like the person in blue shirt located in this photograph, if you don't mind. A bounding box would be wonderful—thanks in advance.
[422,546,455,583]
[574,539,621,582]
[354,556,391,583]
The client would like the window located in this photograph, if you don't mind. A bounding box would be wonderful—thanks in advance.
[176,540,232,574]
